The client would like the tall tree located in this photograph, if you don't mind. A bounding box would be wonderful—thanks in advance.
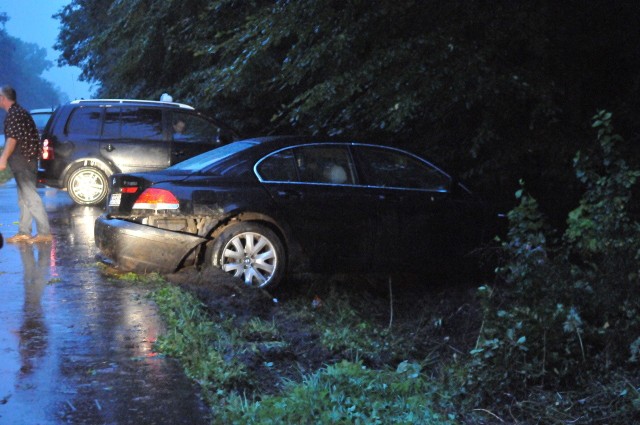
[0,13,63,111]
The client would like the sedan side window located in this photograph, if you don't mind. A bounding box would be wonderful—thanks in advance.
[257,145,355,185]
[294,146,354,184]
[257,149,298,182]
[355,146,450,191]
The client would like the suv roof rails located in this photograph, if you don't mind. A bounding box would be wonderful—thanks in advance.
[70,99,195,110]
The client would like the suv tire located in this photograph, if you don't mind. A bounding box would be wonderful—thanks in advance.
[66,166,109,206]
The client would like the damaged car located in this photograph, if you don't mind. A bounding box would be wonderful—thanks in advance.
[95,136,498,288]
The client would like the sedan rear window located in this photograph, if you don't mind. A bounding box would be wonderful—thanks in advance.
[168,141,257,172]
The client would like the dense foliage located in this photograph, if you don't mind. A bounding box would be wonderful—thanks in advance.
[466,112,640,422]
[0,13,65,111]
[54,1,640,216]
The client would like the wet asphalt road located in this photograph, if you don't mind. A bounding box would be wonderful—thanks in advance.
[0,181,210,424]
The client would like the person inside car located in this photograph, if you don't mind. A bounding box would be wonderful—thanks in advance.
[173,119,186,135]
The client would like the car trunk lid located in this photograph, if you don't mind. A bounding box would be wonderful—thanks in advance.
[106,172,189,215]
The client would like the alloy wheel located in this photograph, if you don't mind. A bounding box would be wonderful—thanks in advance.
[220,231,278,287]
[67,167,108,205]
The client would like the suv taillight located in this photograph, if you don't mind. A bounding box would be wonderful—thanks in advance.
[41,138,53,160]
[132,188,180,210]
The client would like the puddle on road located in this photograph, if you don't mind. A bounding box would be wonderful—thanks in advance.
[0,188,210,424]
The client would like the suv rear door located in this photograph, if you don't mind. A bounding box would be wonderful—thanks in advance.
[100,107,170,173]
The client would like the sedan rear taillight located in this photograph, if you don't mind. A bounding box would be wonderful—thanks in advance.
[41,138,53,160]
[133,188,180,210]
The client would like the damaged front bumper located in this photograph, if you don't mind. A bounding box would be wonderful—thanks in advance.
[94,215,207,274]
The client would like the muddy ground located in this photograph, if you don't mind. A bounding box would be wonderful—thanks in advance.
[165,267,485,397]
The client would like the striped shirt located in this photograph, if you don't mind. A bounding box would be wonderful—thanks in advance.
[4,103,41,162]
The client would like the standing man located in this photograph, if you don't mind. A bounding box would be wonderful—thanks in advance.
[0,85,52,243]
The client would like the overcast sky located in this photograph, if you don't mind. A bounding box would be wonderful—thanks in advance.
[0,0,94,100]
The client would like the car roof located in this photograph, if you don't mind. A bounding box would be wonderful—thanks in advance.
[228,135,343,154]
[30,108,55,113]
[231,135,443,169]
[68,99,195,110]
[238,135,394,151]
[211,136,399,166]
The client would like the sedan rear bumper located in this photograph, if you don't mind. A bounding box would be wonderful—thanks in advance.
[95,215,207,273]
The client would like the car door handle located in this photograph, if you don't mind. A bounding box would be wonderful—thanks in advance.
[378,194,401,201]
[276,189,303,200]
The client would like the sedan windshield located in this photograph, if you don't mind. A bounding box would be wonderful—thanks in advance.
[168,141,257,172]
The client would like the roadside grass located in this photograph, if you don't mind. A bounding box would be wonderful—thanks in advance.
[277,286,410,366]
[152,285,248,400]
[219,359,457,424]
[115,271,165,283]
[131,270,467,424]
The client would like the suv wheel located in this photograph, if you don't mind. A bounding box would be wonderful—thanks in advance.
[66,166,109,206]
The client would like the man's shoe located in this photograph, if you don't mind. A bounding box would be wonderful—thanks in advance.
[28,234,53,244]
[6,233,32,243]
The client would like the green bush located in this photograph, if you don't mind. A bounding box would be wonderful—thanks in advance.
[464,111,640,421]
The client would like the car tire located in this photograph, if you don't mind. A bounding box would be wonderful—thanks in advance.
[66,166,109,206]
[207,222,285,289]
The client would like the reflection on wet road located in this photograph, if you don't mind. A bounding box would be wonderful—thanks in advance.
[0,182,209,424]
[18,243,49,377]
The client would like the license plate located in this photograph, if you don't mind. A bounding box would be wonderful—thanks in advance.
[109,193,121,206]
